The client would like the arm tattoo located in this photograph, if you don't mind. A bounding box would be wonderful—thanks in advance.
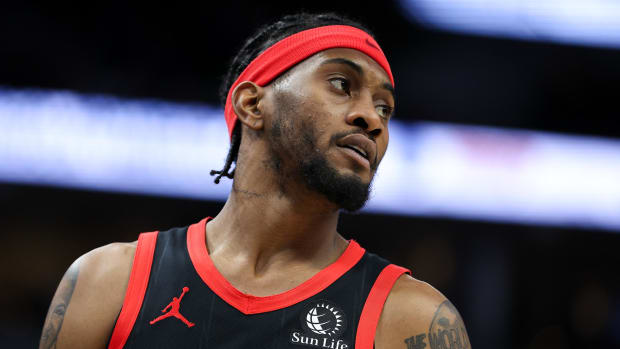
[404,300,471,349]
[39,261,80,349]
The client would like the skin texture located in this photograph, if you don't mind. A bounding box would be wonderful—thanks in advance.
[376,275,471,349]
[40,243,135,349]
[40,47,470,348]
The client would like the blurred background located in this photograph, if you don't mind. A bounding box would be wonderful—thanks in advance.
[1,1,619,348]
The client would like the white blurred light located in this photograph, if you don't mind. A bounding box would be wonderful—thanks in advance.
[0,87,232,200]
[399,0,620,49]
[1,87,619,231]
[370,123,620,230]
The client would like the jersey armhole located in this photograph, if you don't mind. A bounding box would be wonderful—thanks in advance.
[107,231,158,349]
[354,264,411,349]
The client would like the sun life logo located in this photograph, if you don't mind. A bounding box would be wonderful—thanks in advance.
[305,302,344,337]
[290,300,349,348]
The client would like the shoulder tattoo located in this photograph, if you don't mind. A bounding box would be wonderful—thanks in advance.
[404,300,471,349]
[39,261,80,349]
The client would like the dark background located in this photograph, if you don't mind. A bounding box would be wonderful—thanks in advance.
[1,1,619,348]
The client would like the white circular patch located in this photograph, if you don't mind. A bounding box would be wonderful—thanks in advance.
[304,302,345,336]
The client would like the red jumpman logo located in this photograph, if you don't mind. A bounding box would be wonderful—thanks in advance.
[149,286,195,328]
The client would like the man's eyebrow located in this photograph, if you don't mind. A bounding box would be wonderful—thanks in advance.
[321,57,395,98]
[382,82,395,97]
[320,58,363,75]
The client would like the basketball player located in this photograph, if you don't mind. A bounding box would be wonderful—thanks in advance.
[40,13,471,349]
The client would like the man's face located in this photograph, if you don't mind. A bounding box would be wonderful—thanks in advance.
[262,48,394,212]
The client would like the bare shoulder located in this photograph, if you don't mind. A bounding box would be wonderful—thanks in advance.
[77,242,137,290]
[375,274,472,349]
[40,241,137,349]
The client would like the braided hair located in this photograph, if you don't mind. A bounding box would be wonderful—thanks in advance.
[210,12,374,184]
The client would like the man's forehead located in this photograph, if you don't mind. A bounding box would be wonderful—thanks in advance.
[296,48,394,87]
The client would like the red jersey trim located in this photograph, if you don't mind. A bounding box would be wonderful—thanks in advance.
[108,231,158,349]
[187,217,366,315]
[355,264,410,349]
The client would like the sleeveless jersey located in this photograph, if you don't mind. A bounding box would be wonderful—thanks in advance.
[107,217,409,349]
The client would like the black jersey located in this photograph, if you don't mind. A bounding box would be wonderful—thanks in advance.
[108,218,409,349]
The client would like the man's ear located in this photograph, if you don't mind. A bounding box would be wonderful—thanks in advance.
[232,81,264,131]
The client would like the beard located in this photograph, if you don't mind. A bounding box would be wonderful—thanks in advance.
[268,106,373,212]
[299,150,372,212]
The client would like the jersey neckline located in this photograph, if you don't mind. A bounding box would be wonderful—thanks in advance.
[187,217,366,315]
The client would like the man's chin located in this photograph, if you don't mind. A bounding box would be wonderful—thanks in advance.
[301,156,372,212]
[337,167,375,187]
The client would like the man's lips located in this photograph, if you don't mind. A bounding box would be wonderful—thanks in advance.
[336,133,377,168]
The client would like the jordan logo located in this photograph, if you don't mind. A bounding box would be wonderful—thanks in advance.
[150,286,195,328]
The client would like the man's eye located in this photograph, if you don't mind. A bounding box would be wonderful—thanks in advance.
[328,77,350,94]
[375,105,392,120]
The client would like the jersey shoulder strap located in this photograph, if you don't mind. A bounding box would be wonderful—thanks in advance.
[355,263,411,349]
[108,231,159,349]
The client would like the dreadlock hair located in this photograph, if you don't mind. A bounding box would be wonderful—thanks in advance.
[210,12,375,184]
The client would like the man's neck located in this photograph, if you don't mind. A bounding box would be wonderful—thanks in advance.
[206,177,347,279]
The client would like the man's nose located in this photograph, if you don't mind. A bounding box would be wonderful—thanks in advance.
[344,95,383,139]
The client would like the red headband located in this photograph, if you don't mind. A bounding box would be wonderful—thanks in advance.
[224,25,394,138]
